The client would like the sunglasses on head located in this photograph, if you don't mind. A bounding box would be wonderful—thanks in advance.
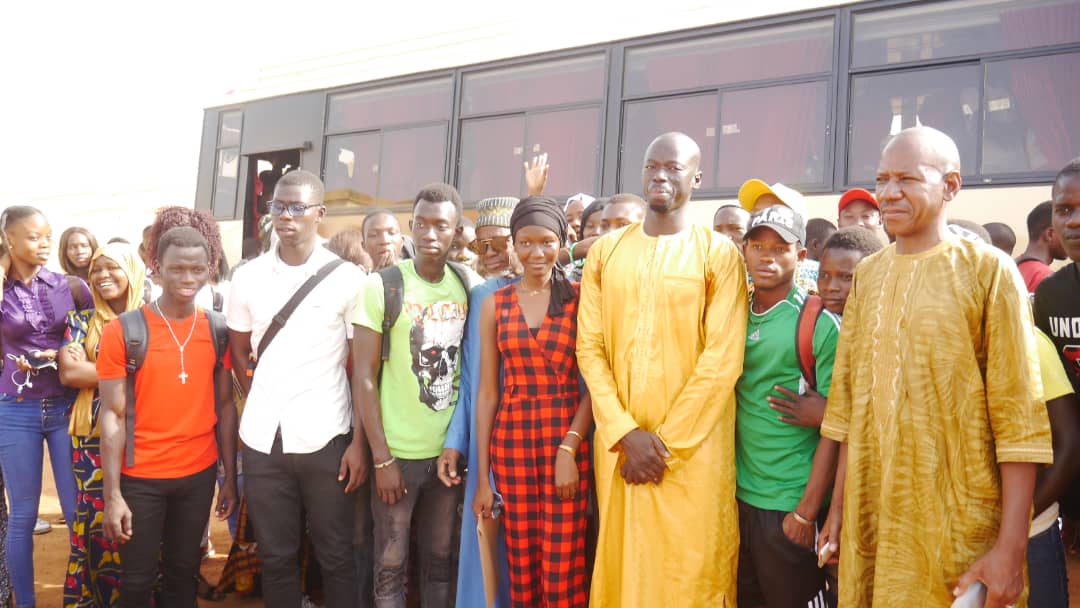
[268,200,324,217]
[466,235,511,255]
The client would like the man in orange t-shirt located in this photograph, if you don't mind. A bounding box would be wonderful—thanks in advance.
[97,226,238,608]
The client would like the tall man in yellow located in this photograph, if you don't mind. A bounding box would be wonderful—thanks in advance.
[820,126,1052,608]
[577,132,748,607]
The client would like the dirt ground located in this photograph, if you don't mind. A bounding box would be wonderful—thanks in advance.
[27,452,1080,606]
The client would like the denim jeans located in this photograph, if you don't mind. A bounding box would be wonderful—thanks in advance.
[118,465,216,608]
[372,457,462,608]
[354,477,373,608]
[0,393,78,608]
[1027,518,1070,608]
[244,433,358,608]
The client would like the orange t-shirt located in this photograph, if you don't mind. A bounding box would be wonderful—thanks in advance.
[97,305,221,479]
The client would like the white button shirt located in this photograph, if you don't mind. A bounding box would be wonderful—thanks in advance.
[228,246,365,454]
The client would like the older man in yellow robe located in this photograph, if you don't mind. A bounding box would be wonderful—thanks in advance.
[577,132,748,607]
[820,126,1052,608]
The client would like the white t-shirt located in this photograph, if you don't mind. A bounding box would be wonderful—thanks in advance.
[227,246,365,454]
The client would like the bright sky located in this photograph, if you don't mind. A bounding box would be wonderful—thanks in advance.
[0,0,835,245]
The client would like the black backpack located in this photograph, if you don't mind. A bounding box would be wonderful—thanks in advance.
[377,262,471,365]
[118,307,229,467]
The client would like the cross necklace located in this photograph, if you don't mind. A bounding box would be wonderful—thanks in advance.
[153,299,197,384]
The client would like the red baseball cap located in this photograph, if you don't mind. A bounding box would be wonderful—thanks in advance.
[838,188,878,212]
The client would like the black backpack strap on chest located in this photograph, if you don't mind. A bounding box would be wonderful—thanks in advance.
[377,265,405,363]
[120,308,228,468]
[256,258,347,362]
[119,309,149,468]
[378,262,472,362]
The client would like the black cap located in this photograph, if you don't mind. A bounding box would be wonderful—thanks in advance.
[746,204,806,244]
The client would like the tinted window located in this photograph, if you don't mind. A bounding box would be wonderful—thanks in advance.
[458,115,526,202]
[324,133,380,208]
[213,147,240,216]
[461,55,605,115]
[715,81,829,189]
[620,95,718,192]
[852,0,1080,67]
[379,124,447,204]
[526,108,602,197]
[324,125,447,207]
[624,19,833,96]
[848,65,981,182]
[326,78,452,133]
[458,108,603,201]
[982,52,1080,174]
[219,111,242,147]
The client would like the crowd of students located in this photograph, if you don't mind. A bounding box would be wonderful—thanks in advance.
[0,125,1077,608]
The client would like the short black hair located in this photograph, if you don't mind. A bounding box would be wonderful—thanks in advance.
[948,219,992,244]
[1026,201,1054,240]
[414,183,463,222]
[156,226,210,262]
[275,169,325,204]
[580,198,607,231]
[606,193,646,210]
[1052,157,1080,200]
[806,218,837,244]
[361,209,398,235]
[982,222,1015,254]
[823,226,884,259]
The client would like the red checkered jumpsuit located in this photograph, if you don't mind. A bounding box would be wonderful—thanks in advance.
[489,284,591,608]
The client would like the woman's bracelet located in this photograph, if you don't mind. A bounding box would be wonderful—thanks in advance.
[557,444,576,456]
[791,510,814,526]
[566,430,583,441]
[374,456,396,470]
[567,242,578,266]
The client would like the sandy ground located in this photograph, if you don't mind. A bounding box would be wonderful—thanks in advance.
[32,451,259,607]
[27,451,1080,606]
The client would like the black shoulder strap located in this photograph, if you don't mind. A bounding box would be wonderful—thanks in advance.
[119,309,149,468]
[256,258,347,362]
[206,309,229,369]
[378,265,405,363]
[212,289,224,313]
[795,294,825,392]
[67,275,89,312]
[446,261,472,294]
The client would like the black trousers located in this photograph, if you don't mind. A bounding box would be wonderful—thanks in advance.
[243,433,358,608]
[118,464,216,608]
[736,499,828,608]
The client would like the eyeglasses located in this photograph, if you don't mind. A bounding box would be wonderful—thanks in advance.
[268,200,324,217]
[466,235,511,255]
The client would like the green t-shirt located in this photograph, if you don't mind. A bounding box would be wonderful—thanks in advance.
[352,261,475,459]
[735,286,840,511]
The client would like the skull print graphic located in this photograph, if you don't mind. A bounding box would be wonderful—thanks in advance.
[409,310,464,411]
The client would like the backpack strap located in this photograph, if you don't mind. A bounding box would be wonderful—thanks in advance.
[446,261,473,296]
[67,275,90,312]
[119,309,149,468]
[796,294,825,391]
[206,310,229,371]
[212,289,224,313]
[377,265,405,363]
[256,258,347,362]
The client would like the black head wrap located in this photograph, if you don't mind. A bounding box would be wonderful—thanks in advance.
[510,196,576,317]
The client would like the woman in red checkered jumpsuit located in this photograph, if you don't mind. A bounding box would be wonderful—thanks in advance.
[473,196,594,608]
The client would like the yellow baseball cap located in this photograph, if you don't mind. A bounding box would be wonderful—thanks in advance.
[737,179,808,220]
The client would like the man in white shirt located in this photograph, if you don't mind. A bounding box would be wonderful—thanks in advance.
[228,170,368,608]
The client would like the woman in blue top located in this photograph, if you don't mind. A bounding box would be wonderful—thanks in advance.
[0,206,89,607]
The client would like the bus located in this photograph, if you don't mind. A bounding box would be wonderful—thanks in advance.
[192,0,1080,260]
